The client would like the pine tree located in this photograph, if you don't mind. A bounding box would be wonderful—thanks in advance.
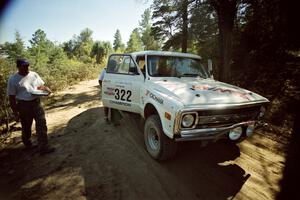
[91,41,112,64]
[151,0,191,52]
[29,29,54,67]
[139,9,161,50]
[126,28,143,53]
[113,29,125,52]
[74,28,94,62]
[0,31,26,60]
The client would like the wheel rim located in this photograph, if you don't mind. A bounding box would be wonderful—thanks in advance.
[148,127,159,151]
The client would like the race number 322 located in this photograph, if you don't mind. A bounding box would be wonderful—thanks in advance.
[114,89,132,102]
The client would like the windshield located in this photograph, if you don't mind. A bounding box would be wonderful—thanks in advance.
[147,55,209,78]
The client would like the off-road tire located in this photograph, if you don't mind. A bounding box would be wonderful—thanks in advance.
[144,115,177,160]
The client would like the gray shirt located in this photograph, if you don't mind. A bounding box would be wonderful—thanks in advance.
[7,71,45,101]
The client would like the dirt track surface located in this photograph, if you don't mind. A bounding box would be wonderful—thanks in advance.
[0,80,285,200]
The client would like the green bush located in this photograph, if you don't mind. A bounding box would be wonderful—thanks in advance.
[0,59,15,131]
[0,57,100,133]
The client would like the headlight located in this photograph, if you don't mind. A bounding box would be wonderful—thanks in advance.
[181,114,195,128]
[228,127,243,141]
[246,124,255,137]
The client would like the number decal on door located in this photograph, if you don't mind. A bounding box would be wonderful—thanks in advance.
[114,89,120,100]
[126,90,132,102]
[120,89,126,101]
[115,89,132,102]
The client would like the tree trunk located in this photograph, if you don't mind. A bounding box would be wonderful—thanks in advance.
[181,0,189,53]
[212,0,237,82]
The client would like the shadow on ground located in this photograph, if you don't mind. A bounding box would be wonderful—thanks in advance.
[0,108,249,200]
[277,106,300,199]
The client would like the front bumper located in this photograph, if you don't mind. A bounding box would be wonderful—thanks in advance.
[175,120,255,142]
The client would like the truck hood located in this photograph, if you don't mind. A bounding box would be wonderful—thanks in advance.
[151,77,269,106]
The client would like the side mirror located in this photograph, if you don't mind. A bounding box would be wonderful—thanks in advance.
[129,67,139,75]
[208,59,214,79]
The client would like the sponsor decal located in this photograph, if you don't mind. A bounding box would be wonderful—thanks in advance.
[109,100,131,107]
[191,85,210,90]
[106,87,115,91]
[212,88,251,100]
[115,84,125,88]
[146,90,164,104]
[104,87,115,96]
[191,85,251,100]
[104,91,115,96]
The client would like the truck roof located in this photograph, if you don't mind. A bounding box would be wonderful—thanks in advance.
[129,50,202,60]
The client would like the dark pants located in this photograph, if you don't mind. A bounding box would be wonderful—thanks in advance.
[110,108,122,124]
[17,98,48,149]
[104,107,108,117]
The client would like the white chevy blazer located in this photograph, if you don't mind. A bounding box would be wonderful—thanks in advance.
[102,51,269,160]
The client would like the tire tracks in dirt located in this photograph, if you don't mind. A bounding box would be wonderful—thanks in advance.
[0,79,286,200]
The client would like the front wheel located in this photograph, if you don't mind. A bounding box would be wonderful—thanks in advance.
[144,115,177,160]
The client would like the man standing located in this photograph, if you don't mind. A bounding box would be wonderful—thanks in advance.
[98,67,109,123]
[98,63,123,126]
[7,59,55,154]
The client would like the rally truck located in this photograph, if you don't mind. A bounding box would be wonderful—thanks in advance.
[102,51,269,160]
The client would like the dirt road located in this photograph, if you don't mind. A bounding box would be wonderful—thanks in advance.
[0,80,285,200]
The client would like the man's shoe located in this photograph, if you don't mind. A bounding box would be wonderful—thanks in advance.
[39,147,55,155]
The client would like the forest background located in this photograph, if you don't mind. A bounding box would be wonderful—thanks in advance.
[0,0,299,140]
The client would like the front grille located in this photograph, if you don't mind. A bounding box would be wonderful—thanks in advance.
[195,106,260,129]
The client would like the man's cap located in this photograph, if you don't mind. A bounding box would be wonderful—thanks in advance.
[16,59,29,67]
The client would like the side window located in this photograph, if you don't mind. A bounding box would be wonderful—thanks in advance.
[136,56,145,77]
[107,58,118,73]
[107,55,137,74]
[148,57,159,76]
[118,57,130,73]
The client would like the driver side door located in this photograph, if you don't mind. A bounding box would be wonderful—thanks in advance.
[102,54,144,113]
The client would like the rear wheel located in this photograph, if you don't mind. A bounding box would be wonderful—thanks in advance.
[144,115,177,160]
